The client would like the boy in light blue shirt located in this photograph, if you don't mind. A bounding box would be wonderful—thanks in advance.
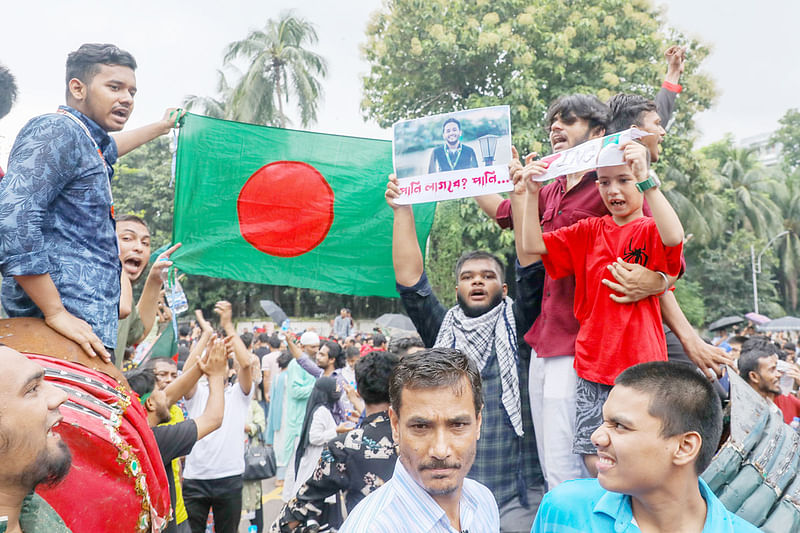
[532,361,759,533]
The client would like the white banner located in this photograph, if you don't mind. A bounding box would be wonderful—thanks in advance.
[393,165,512,205]
[531,128,650,182]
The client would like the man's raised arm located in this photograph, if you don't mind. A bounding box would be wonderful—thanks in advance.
[657,45,686,127]
[135,243,182,341]
[385,174,424,286]
[215,300,253,395]
[194,337,228,440]
[112,107,183,157]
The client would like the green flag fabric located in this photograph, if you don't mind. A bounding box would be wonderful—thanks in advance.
[171,113,436,298]
[145,321,178,361]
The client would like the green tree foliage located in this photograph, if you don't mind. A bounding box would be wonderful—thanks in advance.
[362,0,719,312]
[773,108,800,173]
[362,0,713,156]
[113,137,175,248]
[183,70,232,120]
[672,279,705,328]
[221,11,327,127]
[691,230,783,320]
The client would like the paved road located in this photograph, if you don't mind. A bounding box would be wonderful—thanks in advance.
[237,477,284,532]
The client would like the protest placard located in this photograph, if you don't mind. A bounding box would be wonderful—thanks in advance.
[392,106,512,205]
[531,128,651,181]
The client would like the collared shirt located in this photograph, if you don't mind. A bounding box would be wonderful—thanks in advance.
[333,314,352,338]
[339,459,499,533]
[0,105,121,348]
[531,477,760,533]
[273,411,397,532]
[497,171,606,358]
[397,262,545,508]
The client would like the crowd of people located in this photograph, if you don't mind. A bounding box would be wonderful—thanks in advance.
[1,40,796,533]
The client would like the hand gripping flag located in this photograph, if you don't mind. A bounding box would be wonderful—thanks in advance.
[171,113,436,298]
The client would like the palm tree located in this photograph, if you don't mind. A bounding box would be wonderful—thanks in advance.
[713,144,783,238]
[773,173,800,311]
[182,70,233,119]
[222,11,327,127]
[661,166,726,246]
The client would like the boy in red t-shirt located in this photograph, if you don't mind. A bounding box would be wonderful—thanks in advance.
[511,139,683,473]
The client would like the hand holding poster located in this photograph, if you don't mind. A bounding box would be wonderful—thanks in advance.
[392,106,513,205]
[531,128,651,182]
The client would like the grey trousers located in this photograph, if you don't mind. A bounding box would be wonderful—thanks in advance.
[500,486,545,533]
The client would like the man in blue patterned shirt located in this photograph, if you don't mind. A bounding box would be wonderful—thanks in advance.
[0,43,179,362]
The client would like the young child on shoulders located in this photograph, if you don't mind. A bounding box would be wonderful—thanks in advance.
[511,139,684,465]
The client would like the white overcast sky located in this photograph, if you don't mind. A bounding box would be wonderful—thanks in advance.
[1,0,798,167]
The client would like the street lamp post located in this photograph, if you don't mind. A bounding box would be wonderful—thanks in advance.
[750,230,789,314]
[477,134,499,166]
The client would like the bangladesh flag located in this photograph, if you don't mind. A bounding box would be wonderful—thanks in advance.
[143,321,178,363]
[171,113,436,298]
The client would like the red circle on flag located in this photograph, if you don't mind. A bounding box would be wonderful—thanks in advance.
[237,161,334,257]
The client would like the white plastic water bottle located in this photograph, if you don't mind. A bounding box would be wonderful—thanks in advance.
[165,278,189,315]
[160,260,188,315]
[791,417,800,432]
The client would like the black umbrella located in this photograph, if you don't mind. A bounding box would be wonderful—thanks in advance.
[259,300,288,326]
[375,313,416,332]
[707,315,745,332]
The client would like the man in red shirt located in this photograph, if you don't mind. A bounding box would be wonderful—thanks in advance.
[471,48,732,487]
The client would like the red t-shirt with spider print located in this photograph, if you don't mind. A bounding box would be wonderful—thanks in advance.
[541,215,683,385]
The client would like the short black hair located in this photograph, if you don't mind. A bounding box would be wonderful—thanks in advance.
[373,334,387,347]
[388,334,425,358]
[267,335,282,349]
[345,346,361,360]
[784,342,796,352]
[454,250,505,284]
[321,340,346,370]
[257,332,271,344]
[116,214,149,229]
[239,332,254,349]
[178,325,191,338]
[125,368,156,398]
[65,43,137,99]
[277,351,292,370]
[739,336,779,383]
[0,64,18,119]
[728,335,748,346]
[442,117,461,133]
[141,358,176,373]
[545,94,609,136]
[615,361,722,474]
[355,351,400,405]
[389,347,483,417]
[606,93,658,135]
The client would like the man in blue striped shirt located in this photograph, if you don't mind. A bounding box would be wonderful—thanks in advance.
[340,348,500,533]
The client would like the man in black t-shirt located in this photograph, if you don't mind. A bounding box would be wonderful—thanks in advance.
[126,338,228,533]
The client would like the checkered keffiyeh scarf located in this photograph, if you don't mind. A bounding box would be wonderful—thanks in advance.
[434,296,523,437]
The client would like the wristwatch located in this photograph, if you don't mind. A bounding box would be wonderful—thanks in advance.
[635,174,661,193]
